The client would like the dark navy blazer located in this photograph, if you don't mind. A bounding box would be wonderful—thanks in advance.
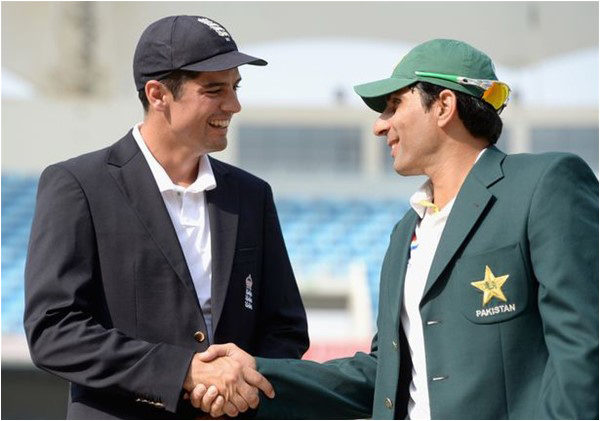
[24,132,309,419]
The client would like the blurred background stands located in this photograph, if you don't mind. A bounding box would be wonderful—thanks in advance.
[2,2,598,419]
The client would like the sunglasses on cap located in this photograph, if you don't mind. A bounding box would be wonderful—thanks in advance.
[414,71,511,113]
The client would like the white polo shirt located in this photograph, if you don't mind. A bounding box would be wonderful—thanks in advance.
[402,148,487,419]
[132,123,217,344]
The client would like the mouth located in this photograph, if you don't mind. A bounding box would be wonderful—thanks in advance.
[208,119,230,129]
[389,139,399,157]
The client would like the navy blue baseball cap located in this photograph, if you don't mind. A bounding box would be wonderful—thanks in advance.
[133,15,267,91]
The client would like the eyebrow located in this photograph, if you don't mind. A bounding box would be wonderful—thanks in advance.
[202,77,242,88]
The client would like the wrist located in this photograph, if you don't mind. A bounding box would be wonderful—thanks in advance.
[183,353,200,392]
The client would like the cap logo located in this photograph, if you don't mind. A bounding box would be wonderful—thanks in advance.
[197,18,231,41]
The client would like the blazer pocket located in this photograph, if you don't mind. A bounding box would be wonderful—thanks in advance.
[235,247,257,264]
[453,242,529,324]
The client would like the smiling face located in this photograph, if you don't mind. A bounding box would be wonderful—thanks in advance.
[373,87,441,176]
[166,68,242,155]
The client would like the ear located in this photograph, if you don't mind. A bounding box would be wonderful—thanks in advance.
[436,89,458,128]
[144,80,170,113]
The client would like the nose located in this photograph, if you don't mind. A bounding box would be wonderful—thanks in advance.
[373,114,390,137]
[222,90,242,114]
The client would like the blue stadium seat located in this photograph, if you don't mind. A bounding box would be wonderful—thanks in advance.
[2,174,38,334]
[276,197,409,317]
[1,173,410,333]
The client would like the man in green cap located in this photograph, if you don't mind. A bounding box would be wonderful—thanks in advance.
[188,39,599,419]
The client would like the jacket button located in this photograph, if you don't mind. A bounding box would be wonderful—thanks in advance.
[392,340,398,350]
[384,397,394,409]
[194,331,206,343]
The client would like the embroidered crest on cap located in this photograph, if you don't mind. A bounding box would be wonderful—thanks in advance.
[197,18,231,41]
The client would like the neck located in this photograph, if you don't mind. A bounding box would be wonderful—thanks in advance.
[427,142,488,210]
[139,121,201,187]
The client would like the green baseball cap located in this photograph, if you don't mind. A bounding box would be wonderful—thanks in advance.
[354,39,500,113]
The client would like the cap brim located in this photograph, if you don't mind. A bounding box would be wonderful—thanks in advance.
[181,50,267,72]
[353,77,414,112]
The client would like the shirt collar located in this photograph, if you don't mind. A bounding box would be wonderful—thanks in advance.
[410,180,437,218]
[132,123,217,194]
[409,147,488,218]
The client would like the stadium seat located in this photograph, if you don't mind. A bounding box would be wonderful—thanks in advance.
[1,174,410,334]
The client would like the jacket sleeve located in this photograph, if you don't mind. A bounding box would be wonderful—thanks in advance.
[255,336,377,419]
[528,155,599,419]
[254,183,309,358]
[23,164,194,413]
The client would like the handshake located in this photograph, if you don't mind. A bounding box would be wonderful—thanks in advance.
[183,343,274,418]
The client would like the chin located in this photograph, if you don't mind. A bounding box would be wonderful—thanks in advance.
[394,163,416,176]
[208,139,228,153]
[393,160,407,175]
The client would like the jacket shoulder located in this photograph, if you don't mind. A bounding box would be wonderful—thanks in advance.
[209,156,270,189]
[43,132,133,180]
[40,147,110,183]
[499,151,598,197]
[60,147,111,169]
[503,151,592,174]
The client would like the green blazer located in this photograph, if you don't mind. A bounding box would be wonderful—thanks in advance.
[256,146,599,419]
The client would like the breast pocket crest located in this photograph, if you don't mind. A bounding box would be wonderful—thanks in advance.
[453,243,531,324]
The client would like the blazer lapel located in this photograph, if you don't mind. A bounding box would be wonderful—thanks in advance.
[206,158,239,333]
[421,146,506,302]
[105,133,196,293]
[388,211,419,329]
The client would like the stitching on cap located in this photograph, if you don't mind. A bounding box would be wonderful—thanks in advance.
[462,40,474,75]
[169,16,177,67]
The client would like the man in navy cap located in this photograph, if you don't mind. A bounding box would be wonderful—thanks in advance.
[24,15,308,419]
[194,38,598,419]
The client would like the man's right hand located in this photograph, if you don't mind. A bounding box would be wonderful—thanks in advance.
[183,344,274,417]
[188,343,275,417]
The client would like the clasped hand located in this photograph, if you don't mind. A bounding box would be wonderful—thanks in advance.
[183,343,274,417]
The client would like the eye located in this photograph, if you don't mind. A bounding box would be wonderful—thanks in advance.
[234,84,241,91]
[383,97,400,114]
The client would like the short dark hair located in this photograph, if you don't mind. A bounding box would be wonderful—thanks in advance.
[412,82,503,145]
[138,70,200,112]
